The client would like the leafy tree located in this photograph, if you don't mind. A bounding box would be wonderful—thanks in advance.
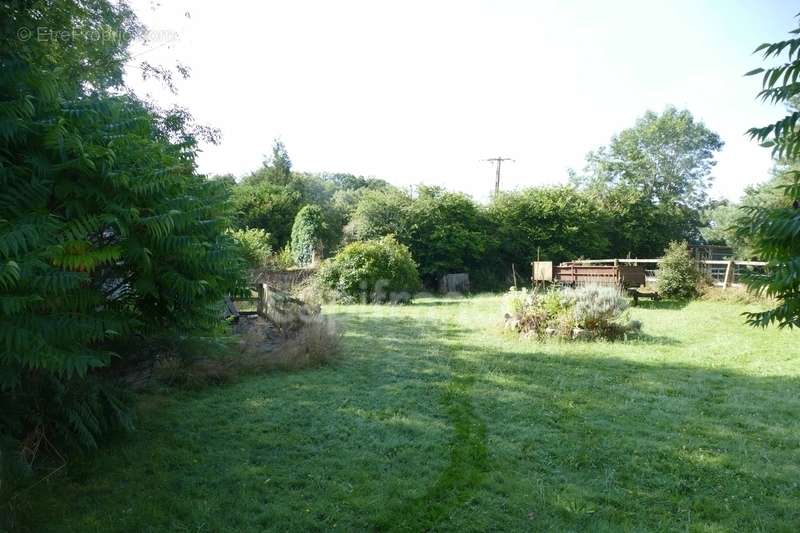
[487,186,609,279]
[736,21,800,328]
[0,0,244,462]
[232,181,303,247]
[657,241,701,298]
[291,205,327,266]
[572,107,723,256]
[700,201,749,254]
[259,139,293,185]
[349,188,413,241]
[318,236,421,303]
[229,228,272,268]
[232,149,354,252]
[405,186,489,287]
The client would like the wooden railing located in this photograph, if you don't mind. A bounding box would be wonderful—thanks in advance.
[565,258,768,288]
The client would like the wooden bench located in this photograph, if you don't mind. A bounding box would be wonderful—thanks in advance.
[627,287,660,306]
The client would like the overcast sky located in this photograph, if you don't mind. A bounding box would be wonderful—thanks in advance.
[126,0,795,202]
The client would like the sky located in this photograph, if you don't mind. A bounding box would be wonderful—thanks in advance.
[125,0,796,202]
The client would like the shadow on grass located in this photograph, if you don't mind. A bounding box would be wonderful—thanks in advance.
[18,306,800,532]
[634,298,691,310]
[410,298,468,307]
[336,311,800,531]
[628,332,682,345]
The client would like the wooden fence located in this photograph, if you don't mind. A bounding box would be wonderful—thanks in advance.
[565,258,767,288]
[226,283,320,335]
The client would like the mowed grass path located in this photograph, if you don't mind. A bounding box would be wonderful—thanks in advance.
[19,296,800,532]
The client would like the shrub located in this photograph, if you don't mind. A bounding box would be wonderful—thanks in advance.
[504,284,639,340]
[564,284,630,332]
[229,227,272,268]
[291,205,327,266]
[270,245,297,270]
[657,241,702,298]
[318,236,422,303]
[487,186,610,280]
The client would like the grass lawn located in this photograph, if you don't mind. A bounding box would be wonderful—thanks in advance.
[16,295,800,532]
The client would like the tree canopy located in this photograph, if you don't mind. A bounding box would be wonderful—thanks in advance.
[572,107,723,256]
[0,0,244,453]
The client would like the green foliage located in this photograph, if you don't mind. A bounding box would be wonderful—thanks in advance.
[230,146,380,252]
[290,205,327,266]
[349,188,413,241]
[488,186,609,279]
[657,241,702,298]
[701,171,794,258]
[228,228,272,268]
[700,201,752,256]
[346,186,494,288]
[737,21,800,328]
[572,107,723,257]
[232,180,304,248]
[405,187,489,287]
[260,139,293,185]
[318,236,421,303]
[0,0,244,462]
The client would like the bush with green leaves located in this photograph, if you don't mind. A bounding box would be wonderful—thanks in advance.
[0,0,245,479]
[291,205,327,266]
[229,228,272,268]
[317,236,421,303]
[656,241,701,298]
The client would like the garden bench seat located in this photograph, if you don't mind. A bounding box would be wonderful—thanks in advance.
[627,287,660,306]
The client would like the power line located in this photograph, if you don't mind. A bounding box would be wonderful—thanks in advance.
[482,156,514,196]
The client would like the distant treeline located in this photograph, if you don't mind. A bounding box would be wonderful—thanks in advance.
[224,110,784,289]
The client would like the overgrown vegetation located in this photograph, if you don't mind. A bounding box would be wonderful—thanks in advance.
[151,315,341,389]
[657,241,703,298]
[228,228,272,269]
[317,236,422,303]
[504,284,639,340]
[0,0,245,513]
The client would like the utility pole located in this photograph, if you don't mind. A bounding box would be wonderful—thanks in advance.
[483,157,514,196]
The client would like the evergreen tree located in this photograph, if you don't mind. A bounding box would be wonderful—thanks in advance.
[291,205,327,266]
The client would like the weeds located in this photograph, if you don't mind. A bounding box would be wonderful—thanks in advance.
[152,315,341,390]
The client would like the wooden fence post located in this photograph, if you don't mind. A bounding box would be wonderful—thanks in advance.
[722,260,734,290]
[256,283,267,317]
